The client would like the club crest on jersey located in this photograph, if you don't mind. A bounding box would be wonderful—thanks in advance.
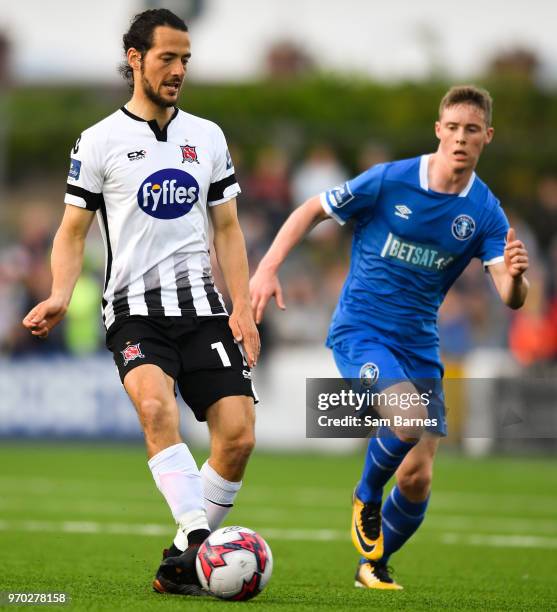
[451,214,476,241]
[360,362,379,388]
[138,169,200,219]
[121,343,144,366]
[180,144,199,164]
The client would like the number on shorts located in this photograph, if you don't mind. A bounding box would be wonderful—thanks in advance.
[211,341,231,367]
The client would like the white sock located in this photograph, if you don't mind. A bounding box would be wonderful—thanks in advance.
[171,459,243,551]
[148,443,209,549]
[201,460,243,531]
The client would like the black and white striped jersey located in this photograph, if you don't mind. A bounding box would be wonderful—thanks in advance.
[65,106,240,330]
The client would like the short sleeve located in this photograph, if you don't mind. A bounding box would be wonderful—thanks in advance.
[320,163,386,225]
[64,131,104,212]
[476,200,510,270]
[207,125,241,206]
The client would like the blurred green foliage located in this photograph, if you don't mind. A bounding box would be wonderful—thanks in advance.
[6,79,557,208]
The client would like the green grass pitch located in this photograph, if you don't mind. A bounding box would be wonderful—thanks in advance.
[0,443,556,611]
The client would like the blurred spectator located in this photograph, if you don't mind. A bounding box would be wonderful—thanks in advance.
[291,143,348,206]
[531,174,557,257]
[438,289,473,359]
[321,260,350,309]
[357,142,392,172]
[238,210,270,273]
[507,211,542,266]
[549,236,557,298]
[508,268,557,365]
[268,258,331,345]
[228,143,246,191]
[3,203,66,354]
[454,260,511,349]
[290,144,347,247]
[64,259,102,355]
[243,145,291,235]
[230,142,271,266]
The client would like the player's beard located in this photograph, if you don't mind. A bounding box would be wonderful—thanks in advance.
[140,67,178,109]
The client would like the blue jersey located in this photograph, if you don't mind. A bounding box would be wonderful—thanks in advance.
[321,155,509,351]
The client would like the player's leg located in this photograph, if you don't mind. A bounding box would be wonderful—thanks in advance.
[172,317,257,547]
[202,395,255,529]
[355,434,439,590]
[333,343,426,561]
[107,320,209,596]
[357,380,428,505]
[124,364,209,541]
[160,396,255,592]
[124,363,181,456]
[122,364,210,596]
[381,433,439,562]
[352,381,427,561]
[107,318,211,547]
[158,318,257,592]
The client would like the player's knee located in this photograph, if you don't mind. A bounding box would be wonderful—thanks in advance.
[397,467,432,501]
[138,398,176,436]
[393,401,428,442]
[230,434,256,461]
[393,424,425,443]
[219,433,255,466]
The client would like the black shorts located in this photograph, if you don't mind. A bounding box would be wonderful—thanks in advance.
[106,315,257,421]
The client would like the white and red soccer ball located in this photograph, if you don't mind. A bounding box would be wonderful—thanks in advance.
[196,526,273,600]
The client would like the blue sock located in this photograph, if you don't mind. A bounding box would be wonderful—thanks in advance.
[380,485,429,563]
[356,430,416,504]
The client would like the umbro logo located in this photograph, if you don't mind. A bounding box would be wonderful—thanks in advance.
[127,150,146,161]
[394,204,412,220]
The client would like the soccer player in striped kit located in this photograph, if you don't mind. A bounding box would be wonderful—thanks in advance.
[23,8,258,597]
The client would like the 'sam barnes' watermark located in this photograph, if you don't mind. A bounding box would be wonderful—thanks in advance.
[306,378,441,438]
[306,377,557,439]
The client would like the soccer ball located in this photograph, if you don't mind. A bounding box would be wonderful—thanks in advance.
[196,526,273,600]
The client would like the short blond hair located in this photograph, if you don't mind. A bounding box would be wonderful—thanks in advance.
[439,85,493,126]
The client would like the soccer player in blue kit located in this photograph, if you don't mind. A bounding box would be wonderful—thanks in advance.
[250,86,529,589]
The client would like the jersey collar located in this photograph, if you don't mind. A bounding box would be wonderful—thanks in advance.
[120,106,179,142]
[419,154,475,197]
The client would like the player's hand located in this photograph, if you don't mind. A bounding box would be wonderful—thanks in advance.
[504,228,529,278]
[22,296,68,339]
[249,268,286,325]
[229,302,260,368]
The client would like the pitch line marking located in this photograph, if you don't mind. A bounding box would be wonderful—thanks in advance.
[0,520,557,549]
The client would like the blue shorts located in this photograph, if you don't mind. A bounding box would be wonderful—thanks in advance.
[331,337,447,436]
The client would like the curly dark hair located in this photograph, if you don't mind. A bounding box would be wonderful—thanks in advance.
[118,9,188,90]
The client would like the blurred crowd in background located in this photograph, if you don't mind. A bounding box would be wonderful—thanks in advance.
[1,138,556,372]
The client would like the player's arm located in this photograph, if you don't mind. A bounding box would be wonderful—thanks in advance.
[22,205,95,338]
[488,228,529,309]
[249,195,328,324]
[210,198,260,367]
